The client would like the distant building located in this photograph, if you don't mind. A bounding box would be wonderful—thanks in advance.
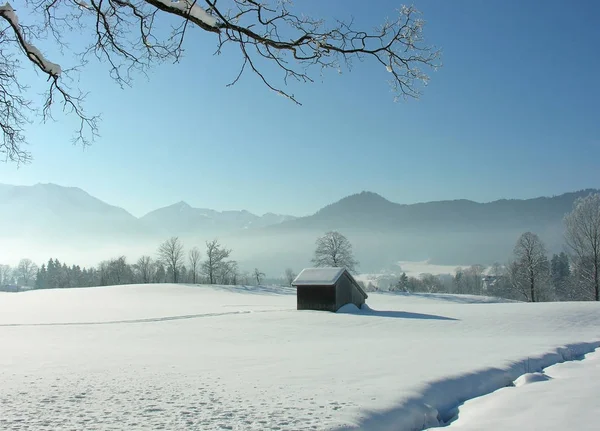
[292,267,368,312]
[482,275,503,292]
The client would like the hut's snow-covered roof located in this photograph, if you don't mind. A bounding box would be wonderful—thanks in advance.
[292,267,346,286]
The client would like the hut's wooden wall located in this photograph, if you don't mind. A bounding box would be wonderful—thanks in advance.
[335,273,365,310]
[297,285,337,312]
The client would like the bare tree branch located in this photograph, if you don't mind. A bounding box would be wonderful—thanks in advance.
[1,1,98,163]
[1,0,440,163]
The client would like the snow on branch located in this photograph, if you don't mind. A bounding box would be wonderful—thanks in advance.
[0,2,61,77]
[164,0,217,27]
[145,0,219,32]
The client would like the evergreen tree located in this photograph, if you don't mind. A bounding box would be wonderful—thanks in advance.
[154,263,166,283]
[81,268,89,287]
[551,252,571,300]
[61,263,70,288]
[35,264,48,289]
[46,259,58,289]
[453,268,465,294]
[395,272,409,292]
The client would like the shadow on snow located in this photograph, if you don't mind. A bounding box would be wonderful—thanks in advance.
[362,309,459,321]
[183,284,296,296]
[337,305,459,321]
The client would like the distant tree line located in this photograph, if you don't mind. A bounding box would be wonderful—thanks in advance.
[1,238,267,290]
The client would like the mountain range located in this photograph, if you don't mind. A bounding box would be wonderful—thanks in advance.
[1,183,597,274]
[140,201,296,235]
[0,183,295,238]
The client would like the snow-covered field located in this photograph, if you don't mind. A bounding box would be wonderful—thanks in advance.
[1,284,599,431]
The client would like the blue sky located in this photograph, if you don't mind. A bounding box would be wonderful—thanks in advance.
[1,0,599,217]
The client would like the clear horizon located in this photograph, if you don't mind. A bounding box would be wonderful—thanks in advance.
[1,0,599,218]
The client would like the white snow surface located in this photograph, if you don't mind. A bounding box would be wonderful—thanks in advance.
[444,349,600,431]
[24,42,62,76]
[0,2,18,25]
[293,267,346,285]
[1,284,599,431]
[165,0,218,27]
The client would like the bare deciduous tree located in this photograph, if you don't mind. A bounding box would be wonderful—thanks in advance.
[157,236,185,283]
[219,260,238,285]
[0,1,439,164]
[253,268,265,285]
[202,239,231,284]
[464,264,485,295]
[240,271,251,285]
[230,264,240,286]
[511,232,549,302]
[312,231,358,273]
[489,262,504,277]
[284,268,296,286]
[98,256,133,286]
[0,263,11,285]
[419,273,443,293]
[565,193,600,301]
[134,255,153,284]
[16,258,38,286]
[188,247,201,284]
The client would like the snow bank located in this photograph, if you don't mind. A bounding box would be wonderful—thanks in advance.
[336,303,362,314]
[446,348,600,430]
[336,342,600,431]
[513,371,551,387]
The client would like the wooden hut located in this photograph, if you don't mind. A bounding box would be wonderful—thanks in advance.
[292,267,368,312]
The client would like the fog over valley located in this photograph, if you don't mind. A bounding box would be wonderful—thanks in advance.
[2,183,595,277]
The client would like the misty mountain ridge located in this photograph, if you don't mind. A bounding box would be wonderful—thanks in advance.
[0,183,296,230]
[140,200,297,234]
[1,183,599,273]
[0,183,141,239]
[270,189,599,232]
[4,183,596,230]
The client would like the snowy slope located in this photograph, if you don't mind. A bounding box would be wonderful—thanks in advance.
[0,285,599,431]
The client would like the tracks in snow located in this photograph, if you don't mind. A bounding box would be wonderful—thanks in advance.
[0,308,290,327]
